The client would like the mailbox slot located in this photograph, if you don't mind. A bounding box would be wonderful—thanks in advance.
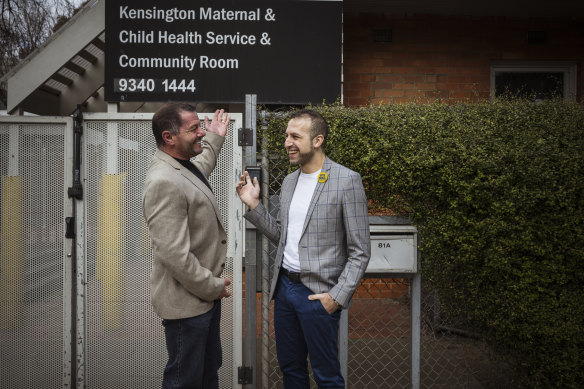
[367,222,417,274]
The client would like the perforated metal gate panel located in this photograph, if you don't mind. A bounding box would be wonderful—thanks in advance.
[82,113,242,389]
[0,119,71,389]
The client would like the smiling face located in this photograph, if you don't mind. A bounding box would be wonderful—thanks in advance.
[284,117,316,167]
[166,110,206,160]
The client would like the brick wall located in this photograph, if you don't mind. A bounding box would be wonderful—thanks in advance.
[343,13,584,106]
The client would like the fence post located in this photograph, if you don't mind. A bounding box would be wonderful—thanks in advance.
[243,94,258,388]
[411,272,421,389]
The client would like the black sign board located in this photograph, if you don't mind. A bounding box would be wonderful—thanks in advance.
[104,0,342,104]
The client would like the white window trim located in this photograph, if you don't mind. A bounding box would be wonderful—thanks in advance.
[490,61,577,101]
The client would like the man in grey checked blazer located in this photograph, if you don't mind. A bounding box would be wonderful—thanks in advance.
[236,109,371,388]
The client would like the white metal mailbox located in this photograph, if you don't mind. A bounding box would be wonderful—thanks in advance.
[367,221,418,274]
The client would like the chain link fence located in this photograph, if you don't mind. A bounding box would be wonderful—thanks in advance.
[256,112,512,388]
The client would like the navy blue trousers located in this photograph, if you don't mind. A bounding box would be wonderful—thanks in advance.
[274,273,344,389]
[162,300,222,389]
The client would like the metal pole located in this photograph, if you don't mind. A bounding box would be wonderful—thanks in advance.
[340,310,348,383]
[67,106,84,389]
[260,110,270,389]
[411,272,421,389]
[243,94,258,388]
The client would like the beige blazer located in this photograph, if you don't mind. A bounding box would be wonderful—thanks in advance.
[142,132,227,320]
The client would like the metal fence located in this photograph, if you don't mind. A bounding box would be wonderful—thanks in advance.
[1,111,514,388]
[257,127,512,389]
[0,113,244,389]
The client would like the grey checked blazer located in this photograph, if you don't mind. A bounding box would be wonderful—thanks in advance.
[245,157,371,308]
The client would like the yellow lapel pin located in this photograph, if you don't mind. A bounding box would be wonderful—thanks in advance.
[318,172,328,183]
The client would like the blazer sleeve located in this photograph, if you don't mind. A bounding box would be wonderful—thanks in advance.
[193,131,224,177]
[328,172,371,307]
[244,202,281,245]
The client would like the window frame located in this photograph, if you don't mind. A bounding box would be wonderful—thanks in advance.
[490,61,577,101]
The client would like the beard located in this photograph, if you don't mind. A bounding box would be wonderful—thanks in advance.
[290,145,315,166]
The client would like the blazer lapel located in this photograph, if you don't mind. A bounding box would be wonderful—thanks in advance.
[156,150,225,230]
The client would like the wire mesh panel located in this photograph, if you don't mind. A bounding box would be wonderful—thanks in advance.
[0,120,68,389]
[348,278,412,388]
[82,113,242,389]
[83,117,164,388]
[419,284,513,389]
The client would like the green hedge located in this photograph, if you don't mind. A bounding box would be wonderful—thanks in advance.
[259,99,584,388]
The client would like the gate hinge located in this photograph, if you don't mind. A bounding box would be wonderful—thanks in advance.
[67,184,83,199]
[238,128,254,146]
[238,366,253,385]
[73,105,83,134]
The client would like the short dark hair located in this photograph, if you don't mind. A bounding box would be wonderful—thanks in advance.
[290,109,328,149]
[152,102,197,147]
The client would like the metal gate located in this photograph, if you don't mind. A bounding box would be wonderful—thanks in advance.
[0,116,73,389]
[0,112,244,388]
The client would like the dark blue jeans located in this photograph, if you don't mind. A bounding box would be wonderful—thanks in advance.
[274,273,344,389]
[162,300,222,389]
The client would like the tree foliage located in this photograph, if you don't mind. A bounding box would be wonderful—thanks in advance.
[0,0,81,108]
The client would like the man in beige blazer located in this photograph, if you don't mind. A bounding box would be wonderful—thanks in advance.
[236,109,371,388]
[143,102,231,389]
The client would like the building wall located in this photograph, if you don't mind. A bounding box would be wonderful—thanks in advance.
[343,14,584,106]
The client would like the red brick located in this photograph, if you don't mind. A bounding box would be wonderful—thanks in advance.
[406,90,426,98]
[394,83,416,90]
[370,98,391,105]
[415,83,437,91]
[346,97,369,106]
[450,91,472,99]
[377,74,405,82]
[383,89,405,97]
[457,83,480,91]
[436,67,458,74]
[373,82,396,89]
[393,98,411,104]
[427,90,448,99]
[344,82,370,91]
[391,67,418,74]
[371,66,394,73]
[437,82,459,91]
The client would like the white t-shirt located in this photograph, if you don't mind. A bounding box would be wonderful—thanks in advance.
[282,169,321,272]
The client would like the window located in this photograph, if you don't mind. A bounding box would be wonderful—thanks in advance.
[491,61,577,101]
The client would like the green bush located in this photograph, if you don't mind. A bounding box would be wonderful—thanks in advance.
[259,99,584,388]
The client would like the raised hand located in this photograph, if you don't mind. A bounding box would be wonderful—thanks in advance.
[204,109,230,137]
[235,171,261,210]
